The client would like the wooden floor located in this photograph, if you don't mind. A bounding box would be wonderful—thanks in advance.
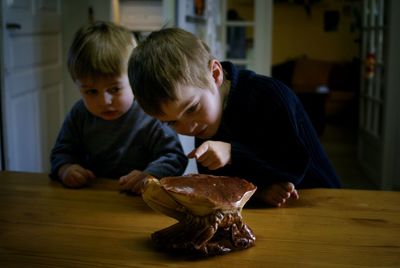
[320,121,378,190]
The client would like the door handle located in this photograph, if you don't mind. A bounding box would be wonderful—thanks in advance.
[6,23,21,30]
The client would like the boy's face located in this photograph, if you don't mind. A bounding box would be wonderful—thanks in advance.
[157,82,223,139]
[75,74,133,121]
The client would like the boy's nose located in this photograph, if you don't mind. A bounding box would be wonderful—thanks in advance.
[174,121,197,136]
[102,92,113,105]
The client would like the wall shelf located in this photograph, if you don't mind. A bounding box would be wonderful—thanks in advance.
[185,15,206,24]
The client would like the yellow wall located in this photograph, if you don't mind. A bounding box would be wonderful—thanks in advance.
[272,1,360,65]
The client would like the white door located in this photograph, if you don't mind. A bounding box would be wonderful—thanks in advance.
[2,0,63,172]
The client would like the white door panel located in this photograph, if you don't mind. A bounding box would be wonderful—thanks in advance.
[11,34,60,68]
[3,0,63,172]
[9,91,41,171]
[10,65,62,97]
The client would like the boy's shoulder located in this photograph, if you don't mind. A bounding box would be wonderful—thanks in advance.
[223,61,283,96]
[69,99,88,115]
[239,69,282,89]
[71,99,85,110]
[228,66,298,112]
[65,99,93,122]
[236,69,289,98]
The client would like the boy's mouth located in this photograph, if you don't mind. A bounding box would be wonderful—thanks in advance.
[101,110,119,119]
[194,126,207,137]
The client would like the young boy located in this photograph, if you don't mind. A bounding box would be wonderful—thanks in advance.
[127,28,341,207]
[50,22,188,194]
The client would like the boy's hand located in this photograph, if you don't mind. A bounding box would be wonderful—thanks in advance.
[188,141,231,170]
[119,170,150,195]
[58,164,96,188]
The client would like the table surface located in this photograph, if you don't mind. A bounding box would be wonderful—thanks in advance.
[0,171,399,267]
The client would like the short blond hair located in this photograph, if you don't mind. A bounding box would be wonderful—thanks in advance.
[128,28,215,116]
[68,21,137,81]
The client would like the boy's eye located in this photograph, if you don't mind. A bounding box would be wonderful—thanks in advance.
[166,121,176,127]
[85,89,98,95]
[108,87,121,94]
[185,103,199,114]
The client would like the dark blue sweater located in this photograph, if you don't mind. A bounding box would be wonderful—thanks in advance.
[196,62,340,189]
[50,100,187,180]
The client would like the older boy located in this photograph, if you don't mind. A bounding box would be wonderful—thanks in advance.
[50,22,187,193]
[128,28,340,207]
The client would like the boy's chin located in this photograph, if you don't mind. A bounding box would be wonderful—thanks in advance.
[98,111,121,121]
[195,129,216,140]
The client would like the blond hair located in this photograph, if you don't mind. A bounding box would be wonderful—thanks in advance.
[128,28,215,116]
[68,21,137,81]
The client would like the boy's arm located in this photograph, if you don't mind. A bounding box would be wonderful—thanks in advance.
[142,121,188,178]
[50,110,85,180]
[229,139,310,186]
[227,79,311,186]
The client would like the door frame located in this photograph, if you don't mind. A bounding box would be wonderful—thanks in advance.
[381,0,400,189]
[358,0,400,190]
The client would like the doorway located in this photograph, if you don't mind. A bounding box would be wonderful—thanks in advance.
[271,0,376,189]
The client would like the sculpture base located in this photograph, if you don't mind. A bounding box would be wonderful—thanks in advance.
[151,211,256,256]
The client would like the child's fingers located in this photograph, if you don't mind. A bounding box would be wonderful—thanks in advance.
[187,148,197,159]
[120,177,141,194]
[291,189,300,199]
[66,173,87,188]
[118,176,127,185]
[74,177,87,187]
[282,182,295,192]
[281,182,299,199]
[195,143,209,160]
[85,169,96,181]
[187,143,209,160]
[207,162,221,170]
[271,195,284,207]
[119,170,140,184]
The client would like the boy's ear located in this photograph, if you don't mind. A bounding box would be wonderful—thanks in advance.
[210,59,224,87]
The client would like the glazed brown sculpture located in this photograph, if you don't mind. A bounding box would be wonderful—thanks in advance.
[142,174,257,256]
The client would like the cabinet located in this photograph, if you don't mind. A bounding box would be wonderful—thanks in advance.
[176,0,223,59]
[177,0,272,75]
[117,0,163,41]
[221,0,255,70]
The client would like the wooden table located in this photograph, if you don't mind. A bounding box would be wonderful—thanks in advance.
[0,171,399,267]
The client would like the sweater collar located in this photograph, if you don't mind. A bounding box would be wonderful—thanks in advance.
[221,61,239,93]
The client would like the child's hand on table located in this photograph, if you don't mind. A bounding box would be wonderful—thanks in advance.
[119,170,150,195]
[58,164,96,188]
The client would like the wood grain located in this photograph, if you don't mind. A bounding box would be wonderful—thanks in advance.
[0,171,399,267]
